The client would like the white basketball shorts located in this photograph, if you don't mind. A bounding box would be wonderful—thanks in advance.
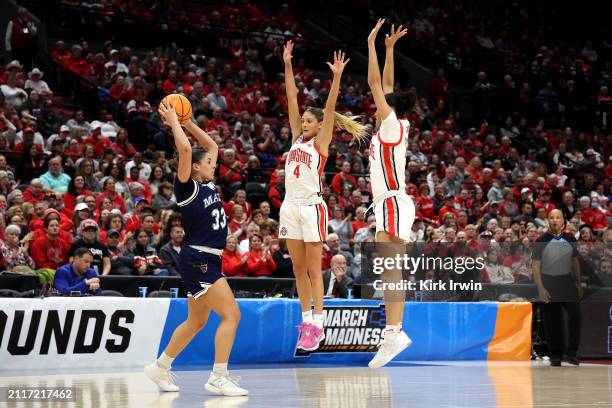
[374,192,416,242]
[279,200,328,242]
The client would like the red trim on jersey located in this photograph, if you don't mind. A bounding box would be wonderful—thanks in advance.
[377,119,405,147]
[312,139,328,160]
[382,145,399,190]
[317,156,327,177]
[386,198,396,236]
[317,204,327,241]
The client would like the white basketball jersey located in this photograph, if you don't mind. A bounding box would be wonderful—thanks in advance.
[368,111,410,200]
[284,136,327,200]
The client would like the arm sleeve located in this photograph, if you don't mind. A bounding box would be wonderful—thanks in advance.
[378,111,403,144]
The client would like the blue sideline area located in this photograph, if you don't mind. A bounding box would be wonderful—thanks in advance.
[158,299,500,364]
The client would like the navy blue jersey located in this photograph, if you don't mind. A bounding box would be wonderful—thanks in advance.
[174,177,228,249]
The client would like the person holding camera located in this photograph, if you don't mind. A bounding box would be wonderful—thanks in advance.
[53,247,101,295]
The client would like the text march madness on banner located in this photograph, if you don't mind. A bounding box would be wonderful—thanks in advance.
[295,304,386,356]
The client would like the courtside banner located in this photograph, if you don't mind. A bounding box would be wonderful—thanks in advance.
[160,299,532,365]
[0,298,170,370]
[294,304,386,357]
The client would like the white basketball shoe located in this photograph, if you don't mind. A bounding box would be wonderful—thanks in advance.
[144,362,180,392]
[205,372,249,396]
[368,330,412,368]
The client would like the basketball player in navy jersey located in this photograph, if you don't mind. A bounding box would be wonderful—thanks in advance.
[144,102,248,396]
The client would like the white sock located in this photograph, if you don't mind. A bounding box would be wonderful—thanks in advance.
[313,313,324,328]
[157,352,174,369]
[212,363,228,377]
[384,324,402,338]
[302,310,313,323]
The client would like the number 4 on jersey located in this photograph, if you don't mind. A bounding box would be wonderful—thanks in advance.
[293,165,300,178]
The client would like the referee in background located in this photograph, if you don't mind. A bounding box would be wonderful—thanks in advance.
[532,209,582,366]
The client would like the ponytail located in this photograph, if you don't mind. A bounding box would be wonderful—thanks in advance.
[333,112,370,145]
[305,107,371,145]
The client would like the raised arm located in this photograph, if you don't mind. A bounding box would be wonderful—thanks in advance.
[315,50,350,156]
[383,24,408,94]
[184,120,219,167]
[158,102,192,183]
[367,19,392,121]
[283,40,302,142]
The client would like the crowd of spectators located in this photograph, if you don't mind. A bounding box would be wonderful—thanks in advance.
[359,0,612,129]
[0,1,610,298]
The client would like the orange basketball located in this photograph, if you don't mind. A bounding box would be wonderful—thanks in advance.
[160,94,192,124]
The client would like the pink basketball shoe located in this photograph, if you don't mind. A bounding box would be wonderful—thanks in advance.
[296,323,325,351]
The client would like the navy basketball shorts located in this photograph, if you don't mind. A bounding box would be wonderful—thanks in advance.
[178,246,224,299]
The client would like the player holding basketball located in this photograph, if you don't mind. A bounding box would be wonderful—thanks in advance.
[281,41,368,351]
[144,102,248,396]
[366,19,418,368]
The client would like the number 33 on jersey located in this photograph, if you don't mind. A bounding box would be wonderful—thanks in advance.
[174,178,228,249]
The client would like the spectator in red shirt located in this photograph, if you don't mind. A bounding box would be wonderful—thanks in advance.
[63,174,93,211]
[331,161,357,194]
[351,207,368,237]
[65,45,92,76]
[14,127,44,154]
[29,205,74,237]
[579,196,609,233]
[218,148,244,193]
[109,75,129,102]
[535,189,557,215]
[222,236,246,277]
[162,70,178,94]
[208,107,229,130]
[268,169,285,212]
[29,216,71,270]
[438,194,459,223]
[51,40,71,68]
[23,178,46,203]
[111,128,136,157]
[416,183,435,222]
[466,157,484,185]
[224,189,252,221]
[228,204,250,242]
[96,178,126,213]
[84,125,110,158]
[244,234,276,277]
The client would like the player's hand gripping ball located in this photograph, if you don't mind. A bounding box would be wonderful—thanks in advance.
[160,94,192,125]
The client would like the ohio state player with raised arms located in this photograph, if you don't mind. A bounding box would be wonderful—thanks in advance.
[367,19,418,368]
[281,41,369,351]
